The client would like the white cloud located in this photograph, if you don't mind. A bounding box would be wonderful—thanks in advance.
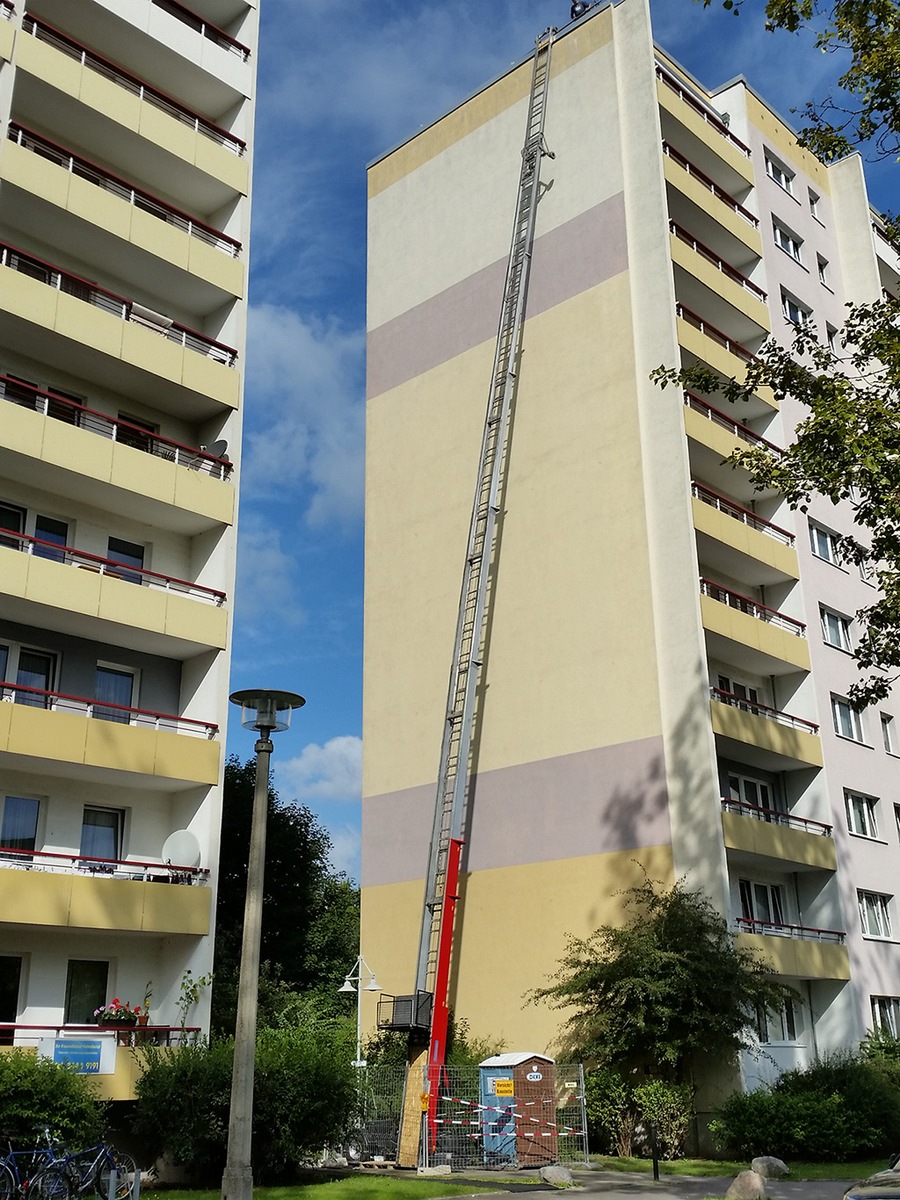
[234,520,306,636]
[325,822,362,882]
[243,303,365,527]
[277,734,363,804]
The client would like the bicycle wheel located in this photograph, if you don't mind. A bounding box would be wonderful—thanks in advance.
[94,1154,135,1200]
[0,1164,16,1200]
[30,1168,72,1200]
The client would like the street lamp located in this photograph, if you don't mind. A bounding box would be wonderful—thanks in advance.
[339,955,381,1069]
[221,689,305,1200]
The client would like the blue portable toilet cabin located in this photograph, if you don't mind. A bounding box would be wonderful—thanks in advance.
[479,1052,557,1167]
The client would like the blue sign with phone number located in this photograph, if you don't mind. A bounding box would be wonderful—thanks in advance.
[53,1039,102,1073]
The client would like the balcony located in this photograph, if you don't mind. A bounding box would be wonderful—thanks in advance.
[692,480,799,585]
[670,222,765,302]
[0,844,209,882]
[721,800,836,871]
[683,392,781,487]
[662,141,762,260]
[710,687,822,770]
[700,577,809,675]
[735,923,850,981]
[1,375,232,481]
[0,0,11,62]
[0,681,216,735]
[677,304,757,366]
[655,63,752,160]
[684,392,780,455]
[692,482,792,544]
[151,0,250,60]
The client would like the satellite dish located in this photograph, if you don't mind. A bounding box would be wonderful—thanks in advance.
[202,439,229,461]
[162,829,201,868]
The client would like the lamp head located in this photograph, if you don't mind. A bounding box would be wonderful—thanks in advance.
[338,979,356,994]
[571,1,591,18]
[229,688,305,734]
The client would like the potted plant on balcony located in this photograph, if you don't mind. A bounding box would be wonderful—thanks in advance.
[94,998,139,1044]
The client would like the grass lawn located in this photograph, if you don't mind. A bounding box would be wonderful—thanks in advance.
[589,1154,888,1181]
[148,1179,502,1200]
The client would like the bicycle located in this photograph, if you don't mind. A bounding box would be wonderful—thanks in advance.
[30,1133,134,1200]
[0,1137,72,1200]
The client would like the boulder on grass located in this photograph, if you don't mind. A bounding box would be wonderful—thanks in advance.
[726,1170,767,1199]
[751,1156,789,1179]
[539,1164,574,1188]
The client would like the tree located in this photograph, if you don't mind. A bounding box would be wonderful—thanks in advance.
[530,877,791,1078]
[654,299,900,705]
[697,0,900,163]
[212,755,360,1035]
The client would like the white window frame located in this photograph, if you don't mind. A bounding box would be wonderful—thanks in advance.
[739,878,787,930]
[808,189,821,220]
[881,714,895,755]
[728,771,776,814]
[826,325,839,353]
[757,997,801,1044]
[0,641,59,703]
[845,790,879,839]
[94,661,139,724]
[872,996,900,1036]
[832,695,865,742]
[766,152,795,194]
[809,521,840,564]
[817,255,830,287]
[859,890,893,939]
[820,606,852,651]
[782,288,812,327]
[773,219,803,263]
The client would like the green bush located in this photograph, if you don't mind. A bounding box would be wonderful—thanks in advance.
[0,1050,104,1144]
[584,1068,634,1155]
[633,1079,693,1160]
[134,1027,356,1183]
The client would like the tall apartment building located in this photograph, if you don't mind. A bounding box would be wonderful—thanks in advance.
[0,0,256,1098]
[363,0,900,1096]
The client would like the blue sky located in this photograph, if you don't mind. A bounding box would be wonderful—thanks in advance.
[226,0,894,881]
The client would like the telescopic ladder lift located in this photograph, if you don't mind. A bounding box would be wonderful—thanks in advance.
[407,25,558,1160]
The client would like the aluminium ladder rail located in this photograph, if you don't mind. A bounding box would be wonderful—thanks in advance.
[415,26,557,1067]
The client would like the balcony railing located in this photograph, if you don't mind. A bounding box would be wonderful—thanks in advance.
[8,124,242,258]
[735,916,844,943]
[662,142,759,227]
[710,686,819,735]
[700,577,805,635]
[0,375,233,480]
[1,1,13,18]
[0,1023,200,1047]
[0,529,226,605]
[0,240,238,366]
[873,219,900,256]
[692,480,794,545]
[152,0,250,59]
[676,303,757,364]
[721,797,832,836]
[23,15,246,156]
[0,845,209,882]
[0,681,217,738]
[684,392,781,453]
[669,222,766,301]
[655,62,752,156]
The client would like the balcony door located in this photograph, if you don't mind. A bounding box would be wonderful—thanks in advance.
[1,795,40,861]
[94,665,136,723]
[64,960,109,1025]
[80,807,122,867]
[0,957,22,1045]
[15,648,56,707]
[740,879,786,930]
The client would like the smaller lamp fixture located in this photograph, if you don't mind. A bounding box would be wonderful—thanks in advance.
[571,1,594,18]
[229,689,305,734]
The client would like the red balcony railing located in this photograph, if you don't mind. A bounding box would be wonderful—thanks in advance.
[655,63,752,156]
[0,1023,200,1047]
[662,142,759,227]
[684,392,781,453]
[0,529,226,605]
[700,577,805,635]
[0,240,238,365]
[669,222,766,301]
[8,124,242,257]
[735,916,844,943]
[0,681,217,738]
[720,797,831,836]
[0,1,13,18]
[152,0,250,59]
[0,375,233,479]
[676,303,757,364]
[710,686,819,735]
[0,845,209,882]
[692,480,795,545]
[23,15,246,156]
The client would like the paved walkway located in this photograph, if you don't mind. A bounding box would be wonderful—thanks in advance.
[447,1168,849,1200]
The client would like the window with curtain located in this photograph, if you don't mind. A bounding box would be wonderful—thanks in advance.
[33,515,68,564]
[1,795,40,860]
[64,960,109,1024]
[15,649,55,708]
[94,665,135,723]
[80,808,122,864]
[106,537,144,586]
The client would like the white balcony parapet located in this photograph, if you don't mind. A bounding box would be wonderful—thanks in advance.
[735,916,844,942]
[0,681,218,737]
[0,845,209,882]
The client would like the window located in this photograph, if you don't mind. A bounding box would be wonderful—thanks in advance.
[740,879,786,928]
[817,255,830,287]
[0,643,6,683]
[882,714,895,754]
[33,515,68,564]
[47,388,86,427]
[826,325,840,353]
[782,289,812,326]
[859,890,893,939]
[766,152,795,194]
[0,956,22,1045]
[846,790,879,838]
[820,606,852,651]
[809,188,821,219]
[0,795,39,860]
[872,996,900,1036]
[94,664,136,724]
[15,648,56,708]
[757,997,800,1043]
[80,807,122,864]
[728,772,779,815]
[64,960,109,1024]
[717,674,760,706]
[106,537,145,586]
[0,501,25,551]
[116,414,156,454]
[773,220,803,262]
[832,695,865,742]
[896,804,900,842]
[809,521,840,564]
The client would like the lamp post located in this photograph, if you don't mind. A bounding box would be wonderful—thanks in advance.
[221,688,305,1200]
[338,955,381,1069]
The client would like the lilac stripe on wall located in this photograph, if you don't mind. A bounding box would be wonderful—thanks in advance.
[367,191,628,401]
[362,735,670,888]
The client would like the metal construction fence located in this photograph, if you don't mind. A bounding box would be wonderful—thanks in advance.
[354,1063,588,1171]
